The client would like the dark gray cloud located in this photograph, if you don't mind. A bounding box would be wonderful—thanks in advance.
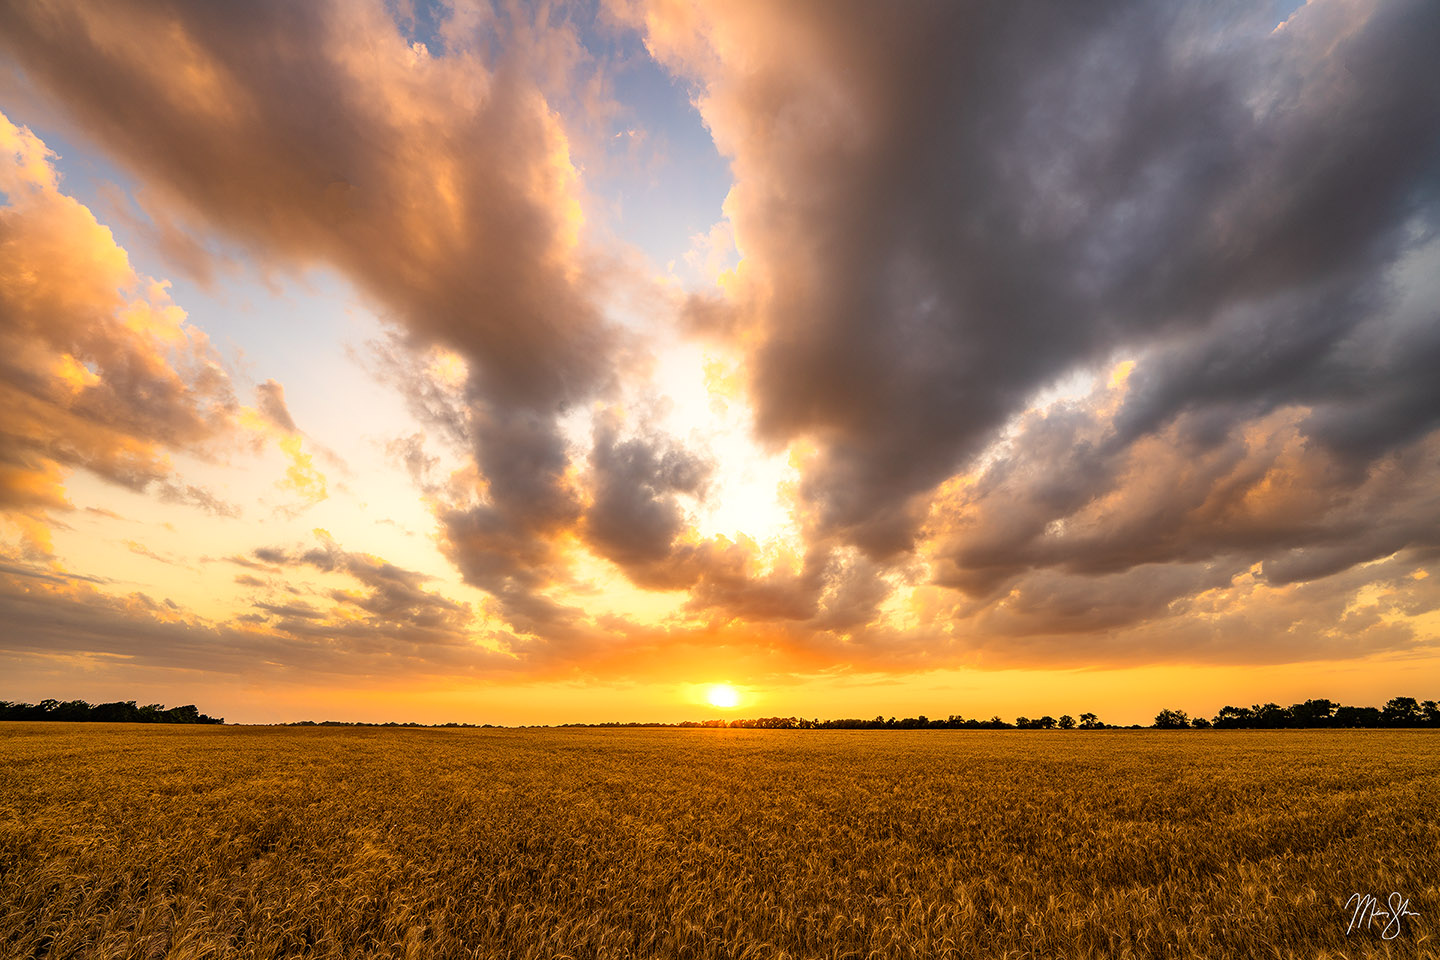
[647,0,1440,564]
[582,409,712,571]
[437,402,586,634]
[923,375,1440,666]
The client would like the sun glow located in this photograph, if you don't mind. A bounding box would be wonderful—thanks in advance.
[706,684,741,709]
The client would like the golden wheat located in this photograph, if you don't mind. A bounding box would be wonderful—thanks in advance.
[1,725,1435,959]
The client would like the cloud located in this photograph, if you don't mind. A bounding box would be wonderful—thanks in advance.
[254,379,297,433]
[944,552,1440,670]
[3,0,1438,681]
[0,560,510,680]
[93,181,237,291]
[0,525,511,679]
[582,407,711,571]
[155,481,241,518]
[250,530,471,628]
[593,0,1440,668]
[0,0,617,402]
[0,112,320,552]
[0,111,241,550]
[123,540,182,566]
[385,433,439,491]
[0,0,628,636]
[629,0,1440,563]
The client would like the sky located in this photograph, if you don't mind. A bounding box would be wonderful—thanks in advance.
[1,0,1438,725]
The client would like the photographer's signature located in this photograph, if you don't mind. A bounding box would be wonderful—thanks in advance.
[1346,892,1419,940]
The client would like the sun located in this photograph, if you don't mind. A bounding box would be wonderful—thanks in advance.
[706,684,741,709]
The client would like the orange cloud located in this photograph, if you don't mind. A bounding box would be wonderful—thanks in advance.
[0,112,239,553]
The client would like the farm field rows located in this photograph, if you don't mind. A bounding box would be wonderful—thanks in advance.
[1,725,1435,959]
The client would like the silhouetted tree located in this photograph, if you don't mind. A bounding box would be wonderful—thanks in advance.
[1382,697,1422,726]
[1252,703,1292,728]
[1291,699,1336,727]
[1333,705,1382,727]
[1153,708,1190,729]
[0,698,222,723]
[1058,714,1075,729]
[1212,705,1253,729]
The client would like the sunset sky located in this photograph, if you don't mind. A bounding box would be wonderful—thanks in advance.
[2,0,1438,725]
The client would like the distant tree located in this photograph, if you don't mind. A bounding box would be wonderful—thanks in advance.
[53,700,91,721]
[1252,703,1292,728]
[163,704,202,724]
[1153,708,1190,729]
[1058,714,1076,730]
[91,701,141,723]
[1078,712,1101,730]
[1037,715,1057,730]
[0,698,221,723]
[1291,699,1336,727]
[1423,701,1440,727]
[748,716,798,729]
[1334,705,1382,727]
[1212,705,1253,729]
[1382,697,1422,727]
[1191,716,1211,729]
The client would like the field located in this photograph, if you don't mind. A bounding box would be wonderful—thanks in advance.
[1,726,1435,959]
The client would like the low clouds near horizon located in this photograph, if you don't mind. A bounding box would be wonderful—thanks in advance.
[0,0,1437,702]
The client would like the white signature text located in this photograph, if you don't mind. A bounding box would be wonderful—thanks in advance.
[1346,892,1419,940]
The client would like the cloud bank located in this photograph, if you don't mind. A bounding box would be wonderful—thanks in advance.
[0,0,1437,685]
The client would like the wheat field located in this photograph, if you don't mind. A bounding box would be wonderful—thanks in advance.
[1,725,1435,959]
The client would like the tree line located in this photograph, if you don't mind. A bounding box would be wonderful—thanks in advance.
[0,699,224,724]
[567,697,1439,730]
[1154,697,1439,729]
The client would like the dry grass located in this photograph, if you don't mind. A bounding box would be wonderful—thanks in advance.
[1,725,1436,959]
